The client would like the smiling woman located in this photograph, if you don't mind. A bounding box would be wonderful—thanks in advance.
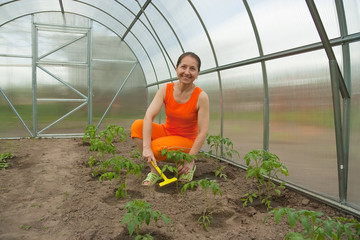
[131,52,210,186]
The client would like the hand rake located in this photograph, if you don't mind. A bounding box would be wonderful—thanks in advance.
[151,161,177,187]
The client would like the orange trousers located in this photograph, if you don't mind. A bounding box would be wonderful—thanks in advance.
[130,119,194,161]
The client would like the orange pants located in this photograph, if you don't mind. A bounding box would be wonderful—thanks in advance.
[130,119,194,161]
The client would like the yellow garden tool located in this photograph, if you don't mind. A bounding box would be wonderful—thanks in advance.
[151,161,177,187]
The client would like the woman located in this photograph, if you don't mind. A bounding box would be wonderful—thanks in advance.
[131,52,209,186]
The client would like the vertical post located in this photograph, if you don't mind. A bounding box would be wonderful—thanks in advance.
[87,21,93,125]
[329,60,346,203]
[31,15,38,137]
[243,0,269,151]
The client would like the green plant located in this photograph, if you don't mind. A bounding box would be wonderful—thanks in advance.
[99,156,142,198]
[206,135,239,178]
[121,199,171,239]
[264,207,360,240]
[181,178,222,231]
[0,152,14,169]
[241,149,288,209]
[83,124,127,168]
[160,149,197,190]
[130,149,142,159]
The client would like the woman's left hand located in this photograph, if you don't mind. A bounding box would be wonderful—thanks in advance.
[178,160,195,175]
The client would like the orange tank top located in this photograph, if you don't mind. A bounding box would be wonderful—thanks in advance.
[163,82,202,141]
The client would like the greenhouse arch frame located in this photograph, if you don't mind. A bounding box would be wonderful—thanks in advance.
[1,0,360,217]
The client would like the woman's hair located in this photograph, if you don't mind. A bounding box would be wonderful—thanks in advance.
[176,52,201,72]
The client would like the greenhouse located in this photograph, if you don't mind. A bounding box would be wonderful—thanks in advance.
[1,0,360,239]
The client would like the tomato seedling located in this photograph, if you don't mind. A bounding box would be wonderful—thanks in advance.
[241,149,288,209]
[181,178,222,231]
[99,156,142,199]
[264,207,360,240]
[121,199,172,238]
[205,135,239,179]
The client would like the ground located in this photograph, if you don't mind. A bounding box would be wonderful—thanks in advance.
[0,137,355,240]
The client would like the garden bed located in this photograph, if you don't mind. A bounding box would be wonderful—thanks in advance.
[0,137,355,240]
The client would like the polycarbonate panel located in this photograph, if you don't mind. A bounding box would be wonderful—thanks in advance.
[195,72,221,153]
[147,84,165,124]
[34,12,91,28]
[36,65,87,99]
[131,21,169,82]
[153,0,215,71]
[267,50,338,199]
[37,101,88,134]
[0,0,59,26]
[37,29,88,63]
[222,64,264,164]
[343,0,360,35]
[92,23,136,61]
[119,0,142,14]
[0,16,31,56]
[314,0,340,39]
[71,0,135,28]
[125,33,157,85]
[191,0,259,65]
[248,0,320,54]
[91,60,142,127]
[59,2,128,38]
[0,0,13,5]
[141,4,183,73]
[0,57,33,138]
[348,41,360,209]
[98,64,147,132]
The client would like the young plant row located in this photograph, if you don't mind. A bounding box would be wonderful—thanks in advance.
[83,125,360,239]
[0,152,14,169]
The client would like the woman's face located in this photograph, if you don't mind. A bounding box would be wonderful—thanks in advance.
[176,56,199,84]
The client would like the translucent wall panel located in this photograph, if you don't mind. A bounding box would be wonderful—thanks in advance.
[195,72,221,152]
[100,64,147,132]
[153,0,215,71]
[92,24,136,61]
[343,0,360,35]
[37,101,87,134]
[348,42,360,209]
[0,16,33,138]
[192,0,259,65]
[0,16,31,56]
[0,58,33,138]
[142,4,184,75]
[34,12,91,28]
[221,64,264,164]
[267,51,338,199]
[125,33,157,85]
[37,30,88,63]
[132,21,170,82]
[249,0,320,54]
[37,65,87,99]
[314,0,340,39]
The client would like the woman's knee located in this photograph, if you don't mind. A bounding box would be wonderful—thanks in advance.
[130,119,143,139]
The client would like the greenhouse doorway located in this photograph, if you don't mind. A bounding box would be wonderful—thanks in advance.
[34,23,92,137]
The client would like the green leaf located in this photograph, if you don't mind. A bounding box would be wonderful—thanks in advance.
[287,210,297,229]
[284,232,304,240]
[300,216,311,233]
[273,209,284,224]
[127,221,136,236]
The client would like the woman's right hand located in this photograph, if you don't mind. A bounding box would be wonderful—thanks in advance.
[142,147,157,167]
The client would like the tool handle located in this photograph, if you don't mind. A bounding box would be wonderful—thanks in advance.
[150,161,168,180]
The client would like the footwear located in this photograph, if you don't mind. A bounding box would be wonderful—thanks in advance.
[142,172,160,186]
[179,165,196,182]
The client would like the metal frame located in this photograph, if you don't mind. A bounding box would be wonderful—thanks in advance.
[33,21,90,137]
[1,0,360,214]
[306,0,350,204]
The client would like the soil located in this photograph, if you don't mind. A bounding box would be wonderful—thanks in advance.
[0,137,356,240]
